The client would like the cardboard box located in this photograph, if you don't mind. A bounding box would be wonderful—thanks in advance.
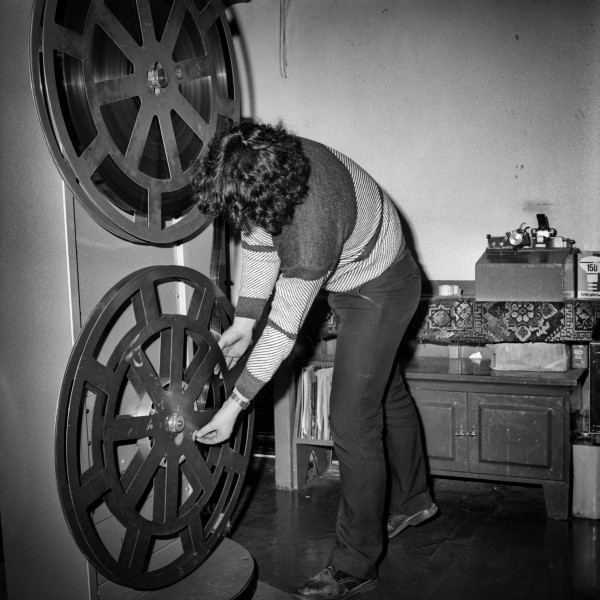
[577,252,600,299]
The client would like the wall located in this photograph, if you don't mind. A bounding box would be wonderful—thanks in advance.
[0,2,92,597]
[231,0,600,281]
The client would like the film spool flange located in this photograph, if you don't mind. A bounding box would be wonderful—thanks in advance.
[56,266,254,589]
[31,0,241,245]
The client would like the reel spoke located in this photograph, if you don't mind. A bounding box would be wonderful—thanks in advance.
[94,7,147,67]
[214,96,237,120]
[52,26,87,58]
[76,469,110,507]
[160,0,188,54]
[153,467,167,522]
[147,188,163,229]
[220,445,246,475]
[129,367,151,400]
[165,455,181,521]
[105,415,154,442]
[175,56,211,83]
[56,267,256,589]
[179,461,204,512]
[184,343,224,401]
[135,0,156,46]
[118,527,152,573]
[181,438,216,492]
[167,323,186,393]
[77,136,109,180]
[125,105,154,166]
[187,511,208,555]
[122,441,163,503]
[187,283,217,323]
[137,277,161,321]
[78,357,121,395]
[160,112,184,180]
[126,348,165,402]
[159,329,172,386]
[171,95,211,141]
[118,448,147,492]
[92,74,140,107]
[193,1,220,34]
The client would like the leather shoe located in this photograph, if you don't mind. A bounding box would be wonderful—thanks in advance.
[291,565,378,599]
[387,503,438,539]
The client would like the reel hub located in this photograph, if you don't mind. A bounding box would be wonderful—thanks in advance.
[167,413,186,433]
[148,63,170,93]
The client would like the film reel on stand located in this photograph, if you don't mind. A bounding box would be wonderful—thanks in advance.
[56,266,258,589]
[31,0,241,244]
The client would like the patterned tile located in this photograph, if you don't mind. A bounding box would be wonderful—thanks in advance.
[454,299,474,329]
[316,298,599,343]
[480,301,564,342]
[575,302,596,331]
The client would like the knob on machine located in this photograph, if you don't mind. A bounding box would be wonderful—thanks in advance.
[30,0,241,244]
[55,266,256,589]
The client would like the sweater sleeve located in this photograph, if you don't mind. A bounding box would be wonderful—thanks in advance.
[233,223,327,401]
[234,272,327,401]
[234,224,281,321]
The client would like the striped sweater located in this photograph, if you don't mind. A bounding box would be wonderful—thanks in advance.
[233,139,405,401]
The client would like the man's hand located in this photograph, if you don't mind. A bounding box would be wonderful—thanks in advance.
[193,398,244,445]
[218,316,256,370]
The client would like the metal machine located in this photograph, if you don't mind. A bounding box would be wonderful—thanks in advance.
[476,214,578,301]
[26,0,258,596]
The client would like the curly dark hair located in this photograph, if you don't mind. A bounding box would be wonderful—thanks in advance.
[192,119,311,235]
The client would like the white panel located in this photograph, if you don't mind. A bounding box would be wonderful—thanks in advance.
[0,1,91,597]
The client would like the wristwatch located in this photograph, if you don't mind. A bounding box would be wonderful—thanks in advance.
[230,390,250,410]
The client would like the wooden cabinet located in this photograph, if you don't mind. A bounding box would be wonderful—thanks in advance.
[411,389,469,472]
[469,392,565,480]
[404,358,586,519]
[414,389,566,480]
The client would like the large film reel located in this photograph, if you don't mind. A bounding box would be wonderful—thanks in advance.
[31,0,241,244]
[56,266,255,589]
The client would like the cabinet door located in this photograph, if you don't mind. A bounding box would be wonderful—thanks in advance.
[468,393,565,481]
[412,389,469,472]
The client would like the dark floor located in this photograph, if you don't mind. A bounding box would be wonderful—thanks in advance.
[230,457,600,600]
[1,458,598,599]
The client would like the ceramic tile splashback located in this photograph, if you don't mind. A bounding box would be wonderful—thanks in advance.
[318,299,599,343]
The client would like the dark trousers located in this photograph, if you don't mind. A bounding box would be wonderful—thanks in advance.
[327,251,432,579]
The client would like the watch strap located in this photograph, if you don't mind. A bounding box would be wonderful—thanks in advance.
[230,390,250,410]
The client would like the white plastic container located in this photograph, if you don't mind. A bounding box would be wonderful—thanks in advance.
[572,444,600,520]
[488,342,570,372]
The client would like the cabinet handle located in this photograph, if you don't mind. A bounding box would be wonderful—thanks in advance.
[455,426,466,437]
